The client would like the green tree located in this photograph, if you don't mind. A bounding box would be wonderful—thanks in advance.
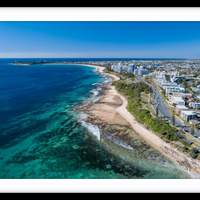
[189,148,199,159]
[183,79,188,93]
[165,75,170,82]
[172,104,177,126]
[172,103,177,108]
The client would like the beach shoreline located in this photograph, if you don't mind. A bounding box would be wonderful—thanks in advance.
[20,62,200,177]
[78,64,200,178]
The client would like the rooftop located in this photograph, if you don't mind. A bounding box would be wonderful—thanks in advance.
[181,110,196,115]
[172,96,185,101]
[188,98,194,102]
[189,102,200,104]
[176,105,188,109]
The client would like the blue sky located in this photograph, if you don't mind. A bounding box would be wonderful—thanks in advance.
[1,21,200,58]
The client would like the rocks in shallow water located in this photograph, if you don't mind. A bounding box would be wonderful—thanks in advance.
[106,164,112,169]
[72,144,79,150]
[112,125,128,132]
[90,120,103,125]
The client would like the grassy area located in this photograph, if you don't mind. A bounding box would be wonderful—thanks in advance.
[140,92,149,103]
[140,92,156,116]
[142,76,200,158]
[144,77,152,85]
[111,79,200,159]
[146,104,157,116]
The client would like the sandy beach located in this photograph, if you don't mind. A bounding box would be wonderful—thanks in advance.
[78,64,200,178]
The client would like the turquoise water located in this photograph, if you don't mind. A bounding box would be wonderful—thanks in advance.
[0,59,192,179]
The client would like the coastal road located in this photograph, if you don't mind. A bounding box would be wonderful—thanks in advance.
[136,76,183,127]
[183,126,200,138]
[136,76,200,140]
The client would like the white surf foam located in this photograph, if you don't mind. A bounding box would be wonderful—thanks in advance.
[89,86,102,103]
[103,131,134,150]
[79,112,88,120]
[81,121,101,141]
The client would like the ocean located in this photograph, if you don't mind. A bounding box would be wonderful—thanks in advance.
[0,58,193,179]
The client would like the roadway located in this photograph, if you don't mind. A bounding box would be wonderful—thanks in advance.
[134,76,200,143]
[136,76,200,138]
[136,76,183,127]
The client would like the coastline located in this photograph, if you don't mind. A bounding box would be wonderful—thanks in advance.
[17,61,200,177]
[80,64,200,178]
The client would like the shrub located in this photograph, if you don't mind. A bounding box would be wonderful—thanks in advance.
[113,81,184,144]
[165,132,179,141]
[160,129,167,135]
[189,148,199,159]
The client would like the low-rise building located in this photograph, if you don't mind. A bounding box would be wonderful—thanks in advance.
[175,105,188,115]
[170,96,185,106]
[191,87,200,93]
[171,92,192,99]
[180,110,196,121]
[164,86,185,97]
[161,82,178,88]
[189,102,200,109]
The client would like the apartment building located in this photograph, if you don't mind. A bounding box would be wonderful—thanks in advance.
[170,96,185,106]
[189,102,200,109]
[180,110,196,121]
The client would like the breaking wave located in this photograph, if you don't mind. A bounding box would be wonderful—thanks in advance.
[81,121,101,141]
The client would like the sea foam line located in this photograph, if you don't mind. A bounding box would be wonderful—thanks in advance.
[81,121,101,141]
[78,67,113,141]
[103,131,134,150]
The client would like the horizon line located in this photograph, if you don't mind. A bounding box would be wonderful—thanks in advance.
[0,57,189,60]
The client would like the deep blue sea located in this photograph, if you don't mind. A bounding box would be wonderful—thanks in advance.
[0,58,193,179]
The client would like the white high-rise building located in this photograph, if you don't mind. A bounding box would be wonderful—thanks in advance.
[137,66,149,76]
[127,64,135,73]
[134,69,139,75]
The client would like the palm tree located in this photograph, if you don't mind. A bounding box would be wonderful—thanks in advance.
[172,103,177,126]
[156,105,159,117]
[172,110,175,125]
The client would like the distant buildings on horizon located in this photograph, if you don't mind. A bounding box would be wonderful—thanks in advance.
[111,62,150,76]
